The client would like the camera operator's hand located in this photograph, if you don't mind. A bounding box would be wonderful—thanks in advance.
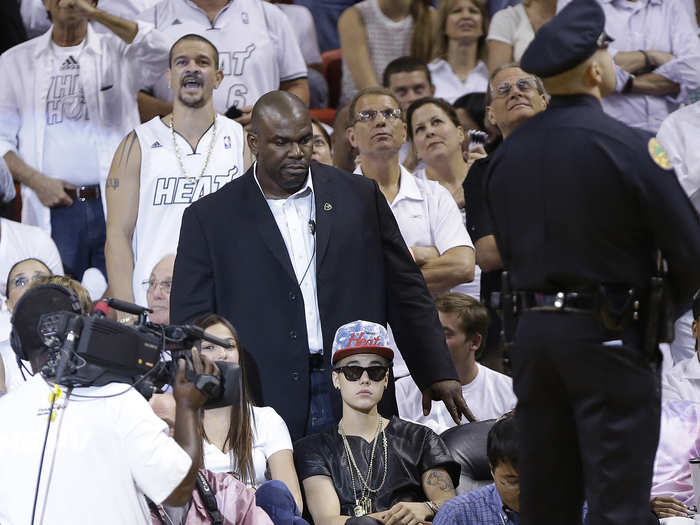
[172,348,218,410]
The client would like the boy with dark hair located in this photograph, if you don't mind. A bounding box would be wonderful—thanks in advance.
[382,56,435,113]
[434,414,520,525]
[396,293,516,433]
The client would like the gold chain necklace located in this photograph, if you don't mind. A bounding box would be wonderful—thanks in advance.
[339,412,389,517]
[169,114,217,183]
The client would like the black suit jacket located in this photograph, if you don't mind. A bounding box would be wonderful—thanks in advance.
[171,162,458,439]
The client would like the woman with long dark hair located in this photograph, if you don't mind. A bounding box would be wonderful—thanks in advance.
[195,314,306,525]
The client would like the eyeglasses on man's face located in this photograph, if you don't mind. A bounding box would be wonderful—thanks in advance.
[491,77,538,99]
[354,108,403,124]
[143,278,172,294]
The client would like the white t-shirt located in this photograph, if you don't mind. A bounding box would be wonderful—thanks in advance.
[139,0,307,113]
[0,375,191,524]
[276,3,322,65]
[42,42,101,187]
[662,356,700,403]
[396,362,516,434]
[486,4,534,62]
[428,59,489,104]
[131,114,244,306]
[0,218,63,299]
[203,405,293,488]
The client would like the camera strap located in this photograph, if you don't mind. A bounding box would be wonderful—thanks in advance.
[196,470,223,525]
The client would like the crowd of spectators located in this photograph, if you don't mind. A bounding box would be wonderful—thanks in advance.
[1,0,700,523]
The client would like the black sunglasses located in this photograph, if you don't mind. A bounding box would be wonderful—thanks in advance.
[334,365,389,381]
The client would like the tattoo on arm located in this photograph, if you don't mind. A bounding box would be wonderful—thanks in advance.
[425,470,452,492]
[106,178,120,190]
[116,132,138,169]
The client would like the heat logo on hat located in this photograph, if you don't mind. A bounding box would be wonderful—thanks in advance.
[224,136,231,149]
[346,332,382,348]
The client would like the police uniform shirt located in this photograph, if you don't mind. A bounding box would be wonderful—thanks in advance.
[486,94,700,309]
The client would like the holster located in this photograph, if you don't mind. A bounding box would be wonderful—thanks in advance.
[644,276,675,360]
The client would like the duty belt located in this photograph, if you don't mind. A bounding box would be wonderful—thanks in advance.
[518,291,599,312]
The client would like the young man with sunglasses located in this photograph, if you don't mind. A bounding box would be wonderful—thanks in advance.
[294,320,460,525]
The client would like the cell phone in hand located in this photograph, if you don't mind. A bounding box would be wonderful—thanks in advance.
[468,129,487,150]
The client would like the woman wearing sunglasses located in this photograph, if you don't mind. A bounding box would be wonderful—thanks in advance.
[294,320,460,525]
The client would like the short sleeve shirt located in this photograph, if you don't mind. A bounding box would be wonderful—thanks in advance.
[204,405,293,488]
[486,4,534,62]
[0,376,191,524]
[294,417,460,516]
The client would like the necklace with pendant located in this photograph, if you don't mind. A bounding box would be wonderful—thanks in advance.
[339,412,389,517]
[170,114,217,183]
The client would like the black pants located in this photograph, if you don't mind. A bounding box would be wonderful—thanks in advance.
[511,311,660,525]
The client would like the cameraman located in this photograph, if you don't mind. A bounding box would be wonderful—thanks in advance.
[0,277,217,525]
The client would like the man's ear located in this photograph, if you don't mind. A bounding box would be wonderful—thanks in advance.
[470,333,483,353]
[587,59,603,88]
[332,370,341,390]
[214,69,224,89]
[247,133,259,157]
[346,126,357,148]
[486,105,497,126]
[692,319,698,339]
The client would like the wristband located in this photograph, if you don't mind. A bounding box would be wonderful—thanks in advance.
[622,74,635,94]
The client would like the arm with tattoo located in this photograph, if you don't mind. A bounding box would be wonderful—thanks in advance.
[423,468,456,507]
[104,131,141,304]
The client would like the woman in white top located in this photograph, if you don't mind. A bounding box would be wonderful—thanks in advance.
[486,0,556,71]
[338,0,434,104]
[428,0,489,104]
[196,314,306,524]
[407,97,482,298]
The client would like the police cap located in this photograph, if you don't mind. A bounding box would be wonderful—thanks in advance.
[520,0,613,78]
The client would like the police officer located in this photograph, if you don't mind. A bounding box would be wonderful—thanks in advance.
[484,0,700,524]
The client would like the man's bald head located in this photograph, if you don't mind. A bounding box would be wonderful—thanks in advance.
[249,91,310,134]
[247,91,313,199]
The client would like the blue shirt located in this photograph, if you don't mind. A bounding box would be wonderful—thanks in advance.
[434,484,519,525]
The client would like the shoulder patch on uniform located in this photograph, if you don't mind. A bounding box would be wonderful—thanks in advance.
[648,138,672,171]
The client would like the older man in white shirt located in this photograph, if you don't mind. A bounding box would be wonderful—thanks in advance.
[347,87,475,376]
[0,0,168,281]
[656,101,700,365]
[662,291,700,403]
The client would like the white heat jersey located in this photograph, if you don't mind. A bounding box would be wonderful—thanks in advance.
[132,114,244,306]
[138,0,307,113]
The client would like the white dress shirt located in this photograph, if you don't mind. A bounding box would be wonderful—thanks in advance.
[657,101,700,215]
[597,0,700,132]
[254,164,323,354]
[428,59,489,104]
[0,23,169,233]
[354,164,474,376]
[662,355,700,403]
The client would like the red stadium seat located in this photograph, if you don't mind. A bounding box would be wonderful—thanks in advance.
[310,108,337,126]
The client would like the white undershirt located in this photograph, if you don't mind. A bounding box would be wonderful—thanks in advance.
[254,163,323,354]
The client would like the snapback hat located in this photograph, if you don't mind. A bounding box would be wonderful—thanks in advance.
[331,320,394,365]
